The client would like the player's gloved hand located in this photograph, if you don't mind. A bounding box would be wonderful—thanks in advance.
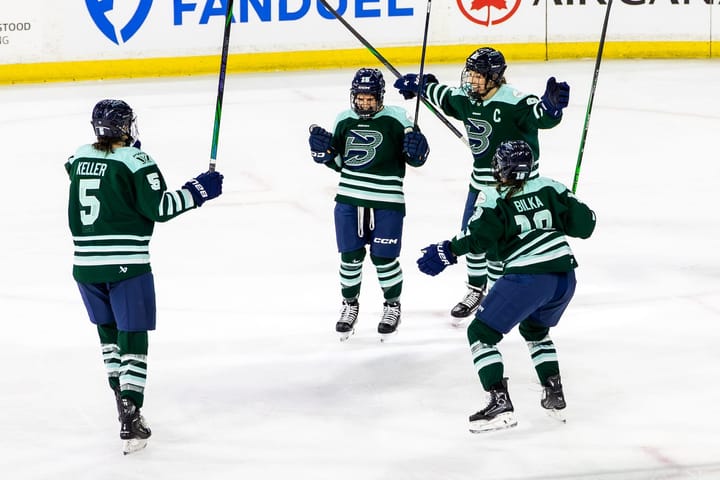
[540,77,570,119]
[131,139,141,149]
[308,124,336,163]
[403,128,430,167]
[393,73,438,100]
[184,171,224,207]
[417,240,457,276]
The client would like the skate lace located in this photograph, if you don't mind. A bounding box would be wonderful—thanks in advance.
[460,288,483,307]
[380,303,401,327]
[339,302,359,324]
[481,391,510,415]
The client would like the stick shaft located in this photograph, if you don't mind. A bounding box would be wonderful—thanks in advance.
[572,0,613,192]
[413,0,432,127]
[209,0,234,172]
[317,0,466,145]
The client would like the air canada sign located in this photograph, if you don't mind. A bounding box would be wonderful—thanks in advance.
[456,0,522,26]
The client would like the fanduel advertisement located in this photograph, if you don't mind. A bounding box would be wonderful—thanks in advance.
[0,1,717,68]
[84,0,416,45]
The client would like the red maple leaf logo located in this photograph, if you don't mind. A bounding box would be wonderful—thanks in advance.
[470,0,507,10]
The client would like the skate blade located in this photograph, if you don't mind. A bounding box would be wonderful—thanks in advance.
[544,408,567,423]
[337,329,355,342]
[450,317,468,328]
[379,330,398,343]
[122,438,148,455]
[469,412,518,433]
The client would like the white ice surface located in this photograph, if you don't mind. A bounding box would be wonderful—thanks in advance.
[1,60,719,479]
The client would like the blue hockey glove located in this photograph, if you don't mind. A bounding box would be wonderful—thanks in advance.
[417,241,457,276]
[393,73,438,100]
[184,171,224,207]
[403,128,430,167]
[309,124,336,163]
[131,139,142,149]
[540,77,570,119]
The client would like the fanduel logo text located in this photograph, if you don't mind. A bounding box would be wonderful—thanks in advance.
[173,0,413,25]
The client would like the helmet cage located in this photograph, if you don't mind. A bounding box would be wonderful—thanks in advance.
[350,68,385,119]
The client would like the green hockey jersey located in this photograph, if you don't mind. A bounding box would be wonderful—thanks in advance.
[65,144,197,284]
[451,177,596,274]
[424,83,561,190]
[325,105,419,213]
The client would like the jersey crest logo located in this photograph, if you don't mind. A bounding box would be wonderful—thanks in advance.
[466,117,493,156]
[86,0,153,45]
[343,129,383,169]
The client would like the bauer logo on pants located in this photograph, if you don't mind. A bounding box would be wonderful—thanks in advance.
[85,0,154,44]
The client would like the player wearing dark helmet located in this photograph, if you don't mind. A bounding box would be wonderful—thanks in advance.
[91,99,139,146]
[461,47,508,101]
[416,140,596,432]
[308,68,430,342]
[66,99,224,454]
[393,47,571,324]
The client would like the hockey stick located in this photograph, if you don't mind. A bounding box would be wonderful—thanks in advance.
[572,0,613,192]
[317,0,467,146]
[208,0,234,172]
[413,0,432,128]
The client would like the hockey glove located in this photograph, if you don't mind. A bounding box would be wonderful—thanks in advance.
[540,77,570,119]
[309,124,336,163]
[417,241,457,276]
[184,171,224,207]
[393,73,439,100]
[403,128,430,167]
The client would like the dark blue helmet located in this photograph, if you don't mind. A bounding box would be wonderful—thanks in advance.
[350,68,385,118]
[91,99,138,145]
[492,140,534,184]
[461,47,507,100]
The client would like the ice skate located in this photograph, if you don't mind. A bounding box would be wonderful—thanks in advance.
[451,284,485,323]
[541,374,566,423]
[119,398,151,455]
[469,379,517,433]
[336,298,359,342]
[378,301,401,342]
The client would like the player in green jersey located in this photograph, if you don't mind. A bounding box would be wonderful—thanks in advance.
[416,140,595,432]
[65,99,224,454]
[394,47,570,323]
[308,68,430,342]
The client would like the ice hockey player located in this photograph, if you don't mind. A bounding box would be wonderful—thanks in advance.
[65,99,224,454]
[416,140,595,432]
[394,46,570,324]
[308,68,430,342]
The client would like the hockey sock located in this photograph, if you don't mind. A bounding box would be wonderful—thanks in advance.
[519,321,560,384]
[466,252,488,289]
[97,324,121,391]
[371,254,402,301]
[117,331,149,408]
[340,248,365,300]
[467,319,504,390]
[487,259,503,291]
